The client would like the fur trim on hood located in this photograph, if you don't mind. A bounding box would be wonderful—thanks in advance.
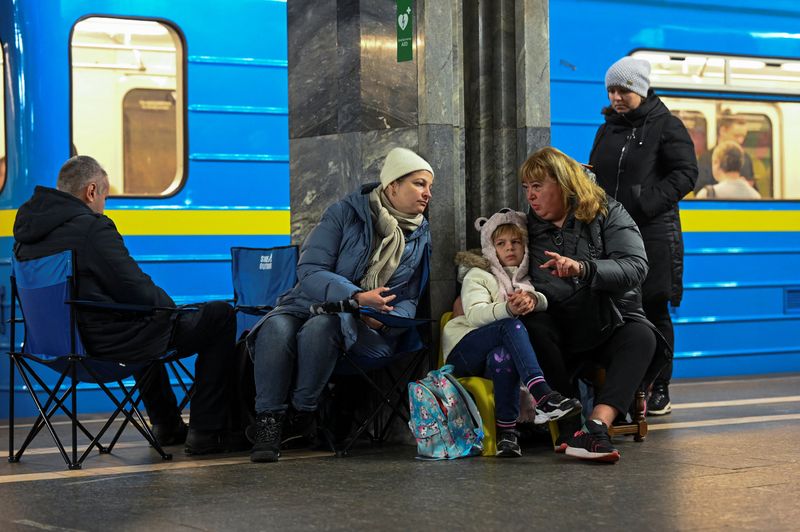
[474,208,537,302]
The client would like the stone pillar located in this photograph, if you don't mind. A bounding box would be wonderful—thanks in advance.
[289,0,466,333]
[462,0,551,247]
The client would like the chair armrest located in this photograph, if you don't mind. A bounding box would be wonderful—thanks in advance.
[233,304,274,316]
[66,300,199,314]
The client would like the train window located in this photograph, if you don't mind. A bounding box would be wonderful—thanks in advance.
[633,51,800,200]
[1,46,6,191]
[71,17,184,196]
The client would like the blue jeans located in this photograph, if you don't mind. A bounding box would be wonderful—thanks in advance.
[447,318,545,424]
[253,313,395,414]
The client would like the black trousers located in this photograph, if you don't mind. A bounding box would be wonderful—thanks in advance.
[521,313,656,415]
[137,301,236,431]
[642,298,674,383]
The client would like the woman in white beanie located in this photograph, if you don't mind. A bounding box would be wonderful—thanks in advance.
[247,147,434,463]
[588,56,698,417]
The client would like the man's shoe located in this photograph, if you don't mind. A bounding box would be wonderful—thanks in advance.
[647,382,672,416]
[152,418,188,446]
[185,428,227,455]
[496,430,522,458]
[282,408,317,446]
[250,411,284,463]
[534,392,582,424]
[564,419,620,463]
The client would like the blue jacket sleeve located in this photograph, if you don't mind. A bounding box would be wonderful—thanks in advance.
[296,202,365,303]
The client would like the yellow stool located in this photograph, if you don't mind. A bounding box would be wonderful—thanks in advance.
[439,312,559,456]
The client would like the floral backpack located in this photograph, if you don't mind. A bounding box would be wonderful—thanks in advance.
[407,364,484,460]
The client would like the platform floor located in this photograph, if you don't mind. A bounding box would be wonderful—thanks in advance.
[1,373,799,531]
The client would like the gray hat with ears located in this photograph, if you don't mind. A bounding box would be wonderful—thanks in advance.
[605,57,651,98]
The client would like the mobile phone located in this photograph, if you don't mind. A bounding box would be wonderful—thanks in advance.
[382,280,409,299]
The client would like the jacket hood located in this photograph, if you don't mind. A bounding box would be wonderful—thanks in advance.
[474,208,536,301]
[14,186,98,244]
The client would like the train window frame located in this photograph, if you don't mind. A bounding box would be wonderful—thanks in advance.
[69,15,188,199]
[1,41,7,193]
[630,49,800,202]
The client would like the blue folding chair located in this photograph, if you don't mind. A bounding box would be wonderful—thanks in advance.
[8,251,174,469]
[230,245,299,337]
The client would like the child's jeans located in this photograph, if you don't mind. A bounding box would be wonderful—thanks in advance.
[446,318,545,424]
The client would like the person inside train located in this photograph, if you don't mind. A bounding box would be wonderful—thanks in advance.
[695,113,755,194]
[247,147,433,463]
[13,155,244,455]
[442,208,582,458]
[519,146,671,463]
[695,141,761,200]
[588,56,697,417]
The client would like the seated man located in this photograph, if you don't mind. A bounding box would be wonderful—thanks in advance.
[13,155,241,455]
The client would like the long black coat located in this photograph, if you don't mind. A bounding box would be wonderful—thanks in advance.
[589,91,698,306]
[13,186,174,361]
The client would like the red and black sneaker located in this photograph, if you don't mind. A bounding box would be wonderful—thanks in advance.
[564,419,620,463]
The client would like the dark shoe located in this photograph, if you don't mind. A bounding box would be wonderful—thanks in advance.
[534,392,582,424]
[152,418,188,446]
[250,411,284,463]
[185,428,227,455]
[647,382,672,416]
[564,419,620,463]
[496,430,522,458]
[282,408,317,446]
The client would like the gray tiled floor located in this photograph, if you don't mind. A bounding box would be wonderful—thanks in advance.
[1,374,799,531]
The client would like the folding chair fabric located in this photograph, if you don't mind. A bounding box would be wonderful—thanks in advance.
[230,245,299,336]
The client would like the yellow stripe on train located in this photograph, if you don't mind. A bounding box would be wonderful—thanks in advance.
[0,209,291,237]
[679,209,800,232]
[2,208,799,237]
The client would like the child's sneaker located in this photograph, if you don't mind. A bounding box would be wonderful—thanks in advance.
[564,419,620,463]
[496,430,522,458]
[534,391,582,424]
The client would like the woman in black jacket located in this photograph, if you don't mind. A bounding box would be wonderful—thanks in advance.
[520,147,669,463]
[588,56,697,415]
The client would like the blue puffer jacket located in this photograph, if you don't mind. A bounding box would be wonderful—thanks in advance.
[252,182,431,352]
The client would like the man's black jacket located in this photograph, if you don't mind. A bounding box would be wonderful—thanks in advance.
[13,186,174,361]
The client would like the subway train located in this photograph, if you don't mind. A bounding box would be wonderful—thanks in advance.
[1,0,799,418]
[0,0,290,416]
[550,0,800,379]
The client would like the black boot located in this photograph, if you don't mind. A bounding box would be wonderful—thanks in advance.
[250,411,285,463]
[282,408,317,447]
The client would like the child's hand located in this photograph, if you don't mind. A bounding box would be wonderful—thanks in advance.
[507,290,535,316]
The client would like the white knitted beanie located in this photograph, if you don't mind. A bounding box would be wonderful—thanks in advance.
[605,57,651,98]
[379,148,434,189]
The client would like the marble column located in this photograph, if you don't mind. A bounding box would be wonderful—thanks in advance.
[462,0,551,247]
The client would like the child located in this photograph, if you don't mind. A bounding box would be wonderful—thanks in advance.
[442,209,582,457]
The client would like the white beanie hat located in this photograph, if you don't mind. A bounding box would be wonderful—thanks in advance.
[379,147,434,189]
[605,57,651,98]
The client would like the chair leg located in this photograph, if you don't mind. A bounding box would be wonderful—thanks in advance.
[633,389,648,442]
[70,361,79,469]
[8,355,15,463]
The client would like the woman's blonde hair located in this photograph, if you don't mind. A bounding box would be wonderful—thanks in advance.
[519,146,608,223]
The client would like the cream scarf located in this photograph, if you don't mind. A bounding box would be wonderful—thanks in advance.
[360,187,424,290]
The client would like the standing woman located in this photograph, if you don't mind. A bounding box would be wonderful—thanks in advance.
[589,57,697,415]
[248,147,433,463]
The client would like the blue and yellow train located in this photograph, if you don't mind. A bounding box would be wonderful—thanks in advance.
[1,0,799,417]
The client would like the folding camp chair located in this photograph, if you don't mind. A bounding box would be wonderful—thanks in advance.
[8,250,177,469]
[332,308,432,456]
[230,245,299,337]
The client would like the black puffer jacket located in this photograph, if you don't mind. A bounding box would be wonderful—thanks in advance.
[13,186,174,361]
[589,90,697,306]
[527,199,671,383]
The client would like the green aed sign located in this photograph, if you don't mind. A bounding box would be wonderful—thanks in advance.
[396,0,413,62]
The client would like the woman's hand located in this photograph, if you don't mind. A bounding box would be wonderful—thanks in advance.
[507,290,536,316]
[354,287,396,312]
[540,250,582,278]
